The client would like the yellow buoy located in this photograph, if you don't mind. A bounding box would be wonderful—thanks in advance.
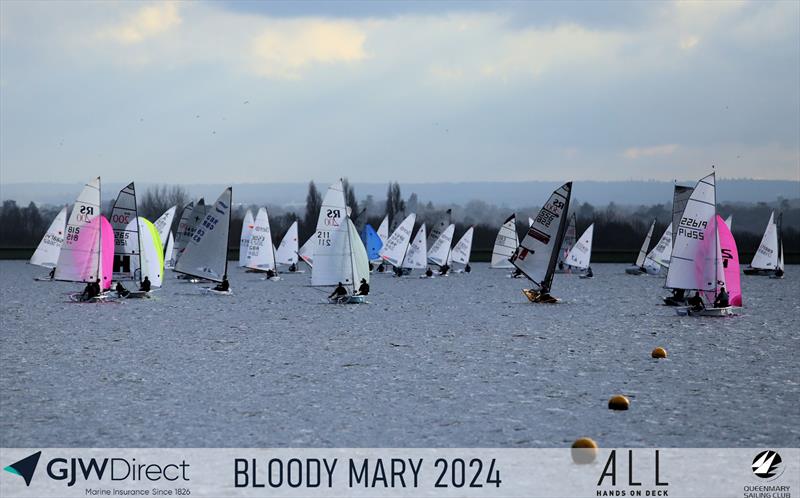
[651,347,667,359]
[608,394,630,410]
[571,437,598,464]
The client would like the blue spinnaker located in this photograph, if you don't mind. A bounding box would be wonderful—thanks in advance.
[361,224,383,261]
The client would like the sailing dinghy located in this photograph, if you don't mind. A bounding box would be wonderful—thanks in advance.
[566,223,594,278]
[401,223,427,276]
[30,205,68,280]
[511,182,573,303]
[311,180,371,303]
[744,212,782,276]
[379,213,416,273]
[643,223,672,275]
[174,188,233,294]
[449,226,474,273]
[121,216,164,298]
[625,219,656,275]
[245,207,280,280]
[666,173,735,316]
[275,221,303,272]
[55,177,114,302]
[428,224,455,275]
[491,214,519,270]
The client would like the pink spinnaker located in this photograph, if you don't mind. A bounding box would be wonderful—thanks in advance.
[716,214,742,306]
[100,216,114,290]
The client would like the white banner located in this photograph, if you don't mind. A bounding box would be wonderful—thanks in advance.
[1,448,797,497]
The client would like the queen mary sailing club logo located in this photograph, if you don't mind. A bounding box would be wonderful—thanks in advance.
[4,451,41,486]
[752,450,784,480]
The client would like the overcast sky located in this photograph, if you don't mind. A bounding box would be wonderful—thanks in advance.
[1,1,798,185]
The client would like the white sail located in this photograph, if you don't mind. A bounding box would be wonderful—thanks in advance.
[750,212,778,269]
[275,221,299,265]
[131,217,164,287]
[511,182,573,292]
[348,219,370,293]
[29,206,67,268]
[644,222,673,269]
[377,215,389,244]
[175,198,205,264]
[666,173,718,291]
[54,177,102,283]
[402,224,427,270]
[175,188,232,282]
[311,180,347,285]
[153,206,176,246]
[426,209,452,257]
[245,207,276,271]
[379,213,416,267]
[724,215,732,230]
[239,209,255,267]
[450,227,474,265]
[557,214,577,268]
[634,220,656,267]
[164,231,176,269]
[491,214,518,269]
[172,201,193,263]
[566,223,594,270]
[298,236,314,267]
[110,182,140,281]
[428,224,455,267]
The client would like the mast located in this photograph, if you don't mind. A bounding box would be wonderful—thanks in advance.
[398,224,415,269]
[224,187,232,279]
[133,182,143,284]
[346,216,356,290]
[712,171,719,298]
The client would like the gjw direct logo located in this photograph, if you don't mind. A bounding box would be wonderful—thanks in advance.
[3,451,41,486]
[751,450,784,480]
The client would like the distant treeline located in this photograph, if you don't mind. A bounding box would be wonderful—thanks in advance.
[1,181,798,260]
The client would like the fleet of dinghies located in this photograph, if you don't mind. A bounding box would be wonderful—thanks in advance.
[31,174,785,310]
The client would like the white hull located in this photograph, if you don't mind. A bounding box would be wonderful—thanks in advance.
[676,306,735,317]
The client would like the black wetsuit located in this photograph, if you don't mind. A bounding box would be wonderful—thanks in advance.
[140,278,151,292]
[714,289,730,308]
[214,279,230,292]
[357,283,370,296]
[688,294,704,311]
[289,263,297,272]
[464,264,471,273]
[329,285,347,299]
[425,268,433,278]
[116,282,130,297]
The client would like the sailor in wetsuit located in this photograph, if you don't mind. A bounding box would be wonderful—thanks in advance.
[265,269,276,279]
[288,262,297,272]
[356,279,369,296]
[585,266,593,278]
[115,281,130,297]
[49,268,55,279]
[329,282,348,300]
[713,286,730,308]
[687,291,704,311]
[140,276,151,292]
[464,264,471,273]
[425,267,433,278]
[439,264,450,276]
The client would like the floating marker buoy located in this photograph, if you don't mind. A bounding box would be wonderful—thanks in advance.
[571,437,598,464]
[651,347,667,359]
[608,395,630,410]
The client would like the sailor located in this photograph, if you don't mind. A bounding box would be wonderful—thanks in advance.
[558,261,564,271]
[377,263,385,273]
[394,266,403,277]
[511,268,523,278]
[140,276,151,292]
[329,282,348,299]
[288,262,297,272]
[214,276,230,292]
[368,262,374,272]
[687,291,704,311]
[586,266,593,278]
[115,281,130,297]
[439,264,450,276]
[356,278,370,296]
[91,278,101,296]
[464,264,471,273]
[714,286,730,308]
[671,288,685,300]
[265,268,276,279]
[425,267,433,278]
[49,267,55,279]
[81,281,94,301]
[775,267,784,278]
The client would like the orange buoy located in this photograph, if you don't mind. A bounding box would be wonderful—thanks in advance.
[571,437,598,464]
[651,347,667,359]
[608,394,630,410]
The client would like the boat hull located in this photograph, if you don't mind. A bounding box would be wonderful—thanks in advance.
[522,288,559,304]
[677,306,735,317]
[743,268,776,276]
[329,295,367,304]
[625,267,645,275]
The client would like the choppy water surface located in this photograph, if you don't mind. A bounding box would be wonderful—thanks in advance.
[1,261,798,448]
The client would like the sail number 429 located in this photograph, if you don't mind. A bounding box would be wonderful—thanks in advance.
[434,458,501,488]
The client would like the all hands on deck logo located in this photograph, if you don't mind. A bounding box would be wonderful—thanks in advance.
[4,451,41,486]
[752,450,784,480]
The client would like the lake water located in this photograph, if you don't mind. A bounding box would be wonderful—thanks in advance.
[1,261,798,448]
